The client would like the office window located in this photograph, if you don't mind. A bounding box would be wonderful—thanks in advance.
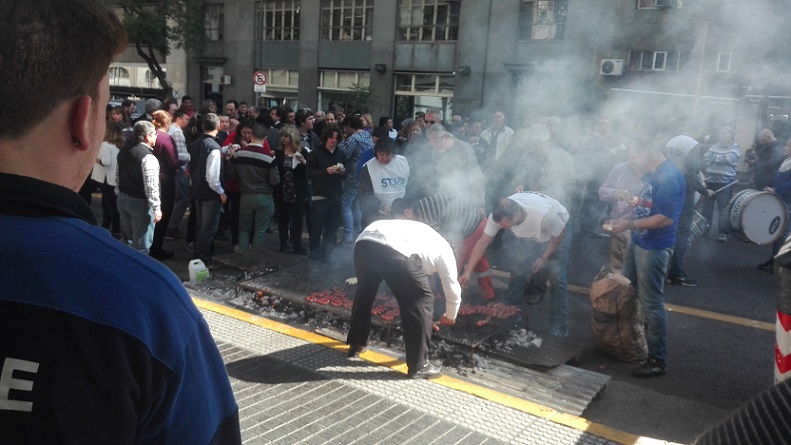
[717,52,732,72]
[637,0,676,8]
[393,73,454,96]
[630,50,682,71]
[109,67,129,80]
[397,0,460,42]
[255,1,301,41]
[317,70,370,112]
[518,0,567,41]
[321,0,373,41]
[204,3,224,41]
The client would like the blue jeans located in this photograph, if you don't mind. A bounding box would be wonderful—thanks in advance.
[668,191,695,277]
[167,168,190,232]
[505,221,573,333]
[238,193,274,252]
[622,241,672,364]
[341,183,362,241]
[117,192,155,254]
[196,199,222,264]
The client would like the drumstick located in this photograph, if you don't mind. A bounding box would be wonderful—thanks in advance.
[712,180,739,194]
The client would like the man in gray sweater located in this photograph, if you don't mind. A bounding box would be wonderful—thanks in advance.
[228,123,280,252]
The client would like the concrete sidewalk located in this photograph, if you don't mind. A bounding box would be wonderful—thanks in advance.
[196,297,672,445]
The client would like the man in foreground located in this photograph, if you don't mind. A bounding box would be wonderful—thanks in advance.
[0,1,241,442]
[347,219,460,379]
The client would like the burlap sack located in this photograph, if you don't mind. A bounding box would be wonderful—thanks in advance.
[590,269,648,363]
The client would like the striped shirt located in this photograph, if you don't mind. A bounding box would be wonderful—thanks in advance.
[168,124,189,165]
[413,195,483,238]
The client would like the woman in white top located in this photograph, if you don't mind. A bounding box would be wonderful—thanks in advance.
[94,122,124,235]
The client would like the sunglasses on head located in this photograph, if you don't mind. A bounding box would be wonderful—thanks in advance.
[426,120,437,124]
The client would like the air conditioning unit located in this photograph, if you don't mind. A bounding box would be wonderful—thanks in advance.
[600,59,625,76]
[221,75,232,86]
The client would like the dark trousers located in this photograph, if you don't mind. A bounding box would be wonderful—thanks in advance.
[668,190,695,277]
[150,176,175,254]
[309,196,341,260]
[222,190,241,245]
[347,241,434,373]
[196,198,222,264]
[277,199,305,250]
[100,182,120,233]
[186,198,197,243]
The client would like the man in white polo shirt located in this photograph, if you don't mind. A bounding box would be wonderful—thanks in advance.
[460,191,572,336]
[347,219,461,379]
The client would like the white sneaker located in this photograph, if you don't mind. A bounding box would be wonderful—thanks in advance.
[718,234,727,243]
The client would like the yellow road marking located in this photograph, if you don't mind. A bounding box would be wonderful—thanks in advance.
[568,284,774,332]
[193,297,644,445]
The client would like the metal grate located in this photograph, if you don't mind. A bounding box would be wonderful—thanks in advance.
[483,335,585,369]
[236,262,402,328]
[433,316,513,348]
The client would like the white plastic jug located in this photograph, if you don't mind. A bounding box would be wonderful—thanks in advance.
[188,259,209,282]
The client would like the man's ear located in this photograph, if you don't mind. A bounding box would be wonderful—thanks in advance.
[69,96,94,151]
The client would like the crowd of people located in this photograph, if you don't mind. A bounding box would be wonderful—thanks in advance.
[6,1,791,442]
[87,92,791,379]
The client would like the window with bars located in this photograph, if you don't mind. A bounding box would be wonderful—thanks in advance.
[518,0,567,41]
[397,0,460,42]
[204,3,224,41]
[320,0,373,41]
[255,1,301,41]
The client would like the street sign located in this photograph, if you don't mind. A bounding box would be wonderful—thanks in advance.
[254,71,267,93]
[254,71,267,85]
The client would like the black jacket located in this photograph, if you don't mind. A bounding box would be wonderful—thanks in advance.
[306,146,347,199]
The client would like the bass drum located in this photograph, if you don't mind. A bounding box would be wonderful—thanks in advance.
[728,189,788,245]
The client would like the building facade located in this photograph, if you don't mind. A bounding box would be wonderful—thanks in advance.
[182,0,789,149]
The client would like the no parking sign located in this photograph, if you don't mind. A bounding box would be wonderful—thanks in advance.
[254,71,267,93]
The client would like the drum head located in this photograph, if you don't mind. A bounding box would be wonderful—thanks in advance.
[739,192,787,245]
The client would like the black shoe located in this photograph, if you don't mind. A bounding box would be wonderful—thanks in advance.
[667,274,698,287]
[408,362,442,379]
[150,249,175,260]
[347,344,366,358]
[279,243,289,253]
[758,259,775,271]
[632,358,666,378]
[293,247,309,255]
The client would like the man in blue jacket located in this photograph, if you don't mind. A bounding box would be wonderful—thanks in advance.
[0,1,241,443]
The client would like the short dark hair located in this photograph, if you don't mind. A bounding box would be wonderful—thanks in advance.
[378,116,392,127]
[492,198,521,223]
[320,124,341,146]
[390,198,412,216]
[372,126,389,140]
[251,123,268,140]
[374,135,396,154]
[255,113,275,129]
[172,110,187,121]
[342,115,363,130]
[0,0,126,138]
[181,95,193,103]
[295,107,313,127]
[225,100,239,110]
